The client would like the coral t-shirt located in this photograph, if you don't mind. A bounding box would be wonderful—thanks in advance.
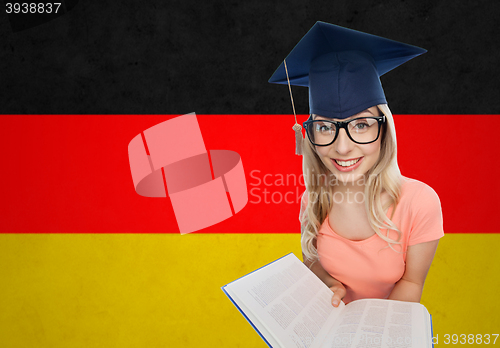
[301,177,444,304]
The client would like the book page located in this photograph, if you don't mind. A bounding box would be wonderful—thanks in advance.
[224,254,345,348]
[321,299,431,348]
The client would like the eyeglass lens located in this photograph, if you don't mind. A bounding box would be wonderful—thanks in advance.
[307,118,380,145]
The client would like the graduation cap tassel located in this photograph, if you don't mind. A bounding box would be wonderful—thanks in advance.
[293,123,303,156]
[284,59,303,156]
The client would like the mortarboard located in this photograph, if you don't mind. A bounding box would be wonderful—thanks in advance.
[269,21,427,120]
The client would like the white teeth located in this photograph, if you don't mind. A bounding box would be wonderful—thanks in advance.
[335,158,360,167]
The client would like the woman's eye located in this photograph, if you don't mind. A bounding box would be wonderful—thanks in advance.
[351,118,375,131]
[316,124,333,132]
[354,123,368,129]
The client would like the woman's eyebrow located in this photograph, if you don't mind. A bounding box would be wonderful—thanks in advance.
[313,109,377,121]
[312,115,330,121]
[355,109,375,117]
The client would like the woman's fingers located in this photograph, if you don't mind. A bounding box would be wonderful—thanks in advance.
[329,284,346,307]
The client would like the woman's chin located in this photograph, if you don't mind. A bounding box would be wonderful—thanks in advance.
[332,172,366,186]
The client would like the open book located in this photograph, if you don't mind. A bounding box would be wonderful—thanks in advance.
[222,253,433,348]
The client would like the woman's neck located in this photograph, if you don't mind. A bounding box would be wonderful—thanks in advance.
[333,179,365,193]
[331,179,366,206]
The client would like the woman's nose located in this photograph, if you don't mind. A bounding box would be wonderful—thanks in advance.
[334,128,354,155]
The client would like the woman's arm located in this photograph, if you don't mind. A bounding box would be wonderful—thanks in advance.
[303,253,346,307]
[388,239,440,302]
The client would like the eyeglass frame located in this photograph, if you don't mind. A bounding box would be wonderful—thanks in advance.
[303,114,386,146]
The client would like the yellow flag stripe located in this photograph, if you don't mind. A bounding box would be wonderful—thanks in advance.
[0,234,498,347]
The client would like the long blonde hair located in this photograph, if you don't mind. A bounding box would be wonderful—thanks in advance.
[301,104,402,261]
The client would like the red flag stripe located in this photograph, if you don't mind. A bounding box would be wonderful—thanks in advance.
[0,115,497,233]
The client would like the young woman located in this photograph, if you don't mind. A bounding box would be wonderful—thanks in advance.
[269,22,444,307]
[300,104,443,307]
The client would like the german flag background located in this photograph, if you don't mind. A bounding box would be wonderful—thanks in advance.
[1,1,499,346]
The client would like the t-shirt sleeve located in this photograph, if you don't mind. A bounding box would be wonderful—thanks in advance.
[408,183,445,246]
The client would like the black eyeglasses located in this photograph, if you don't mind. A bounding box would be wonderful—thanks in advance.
[303,115,386,146]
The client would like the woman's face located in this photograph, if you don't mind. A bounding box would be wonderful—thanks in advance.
[314,106,382,185]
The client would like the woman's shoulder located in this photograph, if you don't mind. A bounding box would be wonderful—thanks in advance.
[398,176,442,213]
[400,176,440,201]
[398,177,444,244]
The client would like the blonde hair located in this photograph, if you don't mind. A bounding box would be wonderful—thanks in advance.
[301,104,402,261]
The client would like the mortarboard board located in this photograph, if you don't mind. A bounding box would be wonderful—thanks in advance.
[269,21,427,119]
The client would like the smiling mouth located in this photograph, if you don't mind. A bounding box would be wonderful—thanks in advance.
[334,158,362,167]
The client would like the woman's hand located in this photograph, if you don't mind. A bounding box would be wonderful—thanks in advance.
[303,253,347,308]
[328,280,346,308]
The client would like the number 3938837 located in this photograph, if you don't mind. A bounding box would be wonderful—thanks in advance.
[441,334,499,344]
[6,3,62,14]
